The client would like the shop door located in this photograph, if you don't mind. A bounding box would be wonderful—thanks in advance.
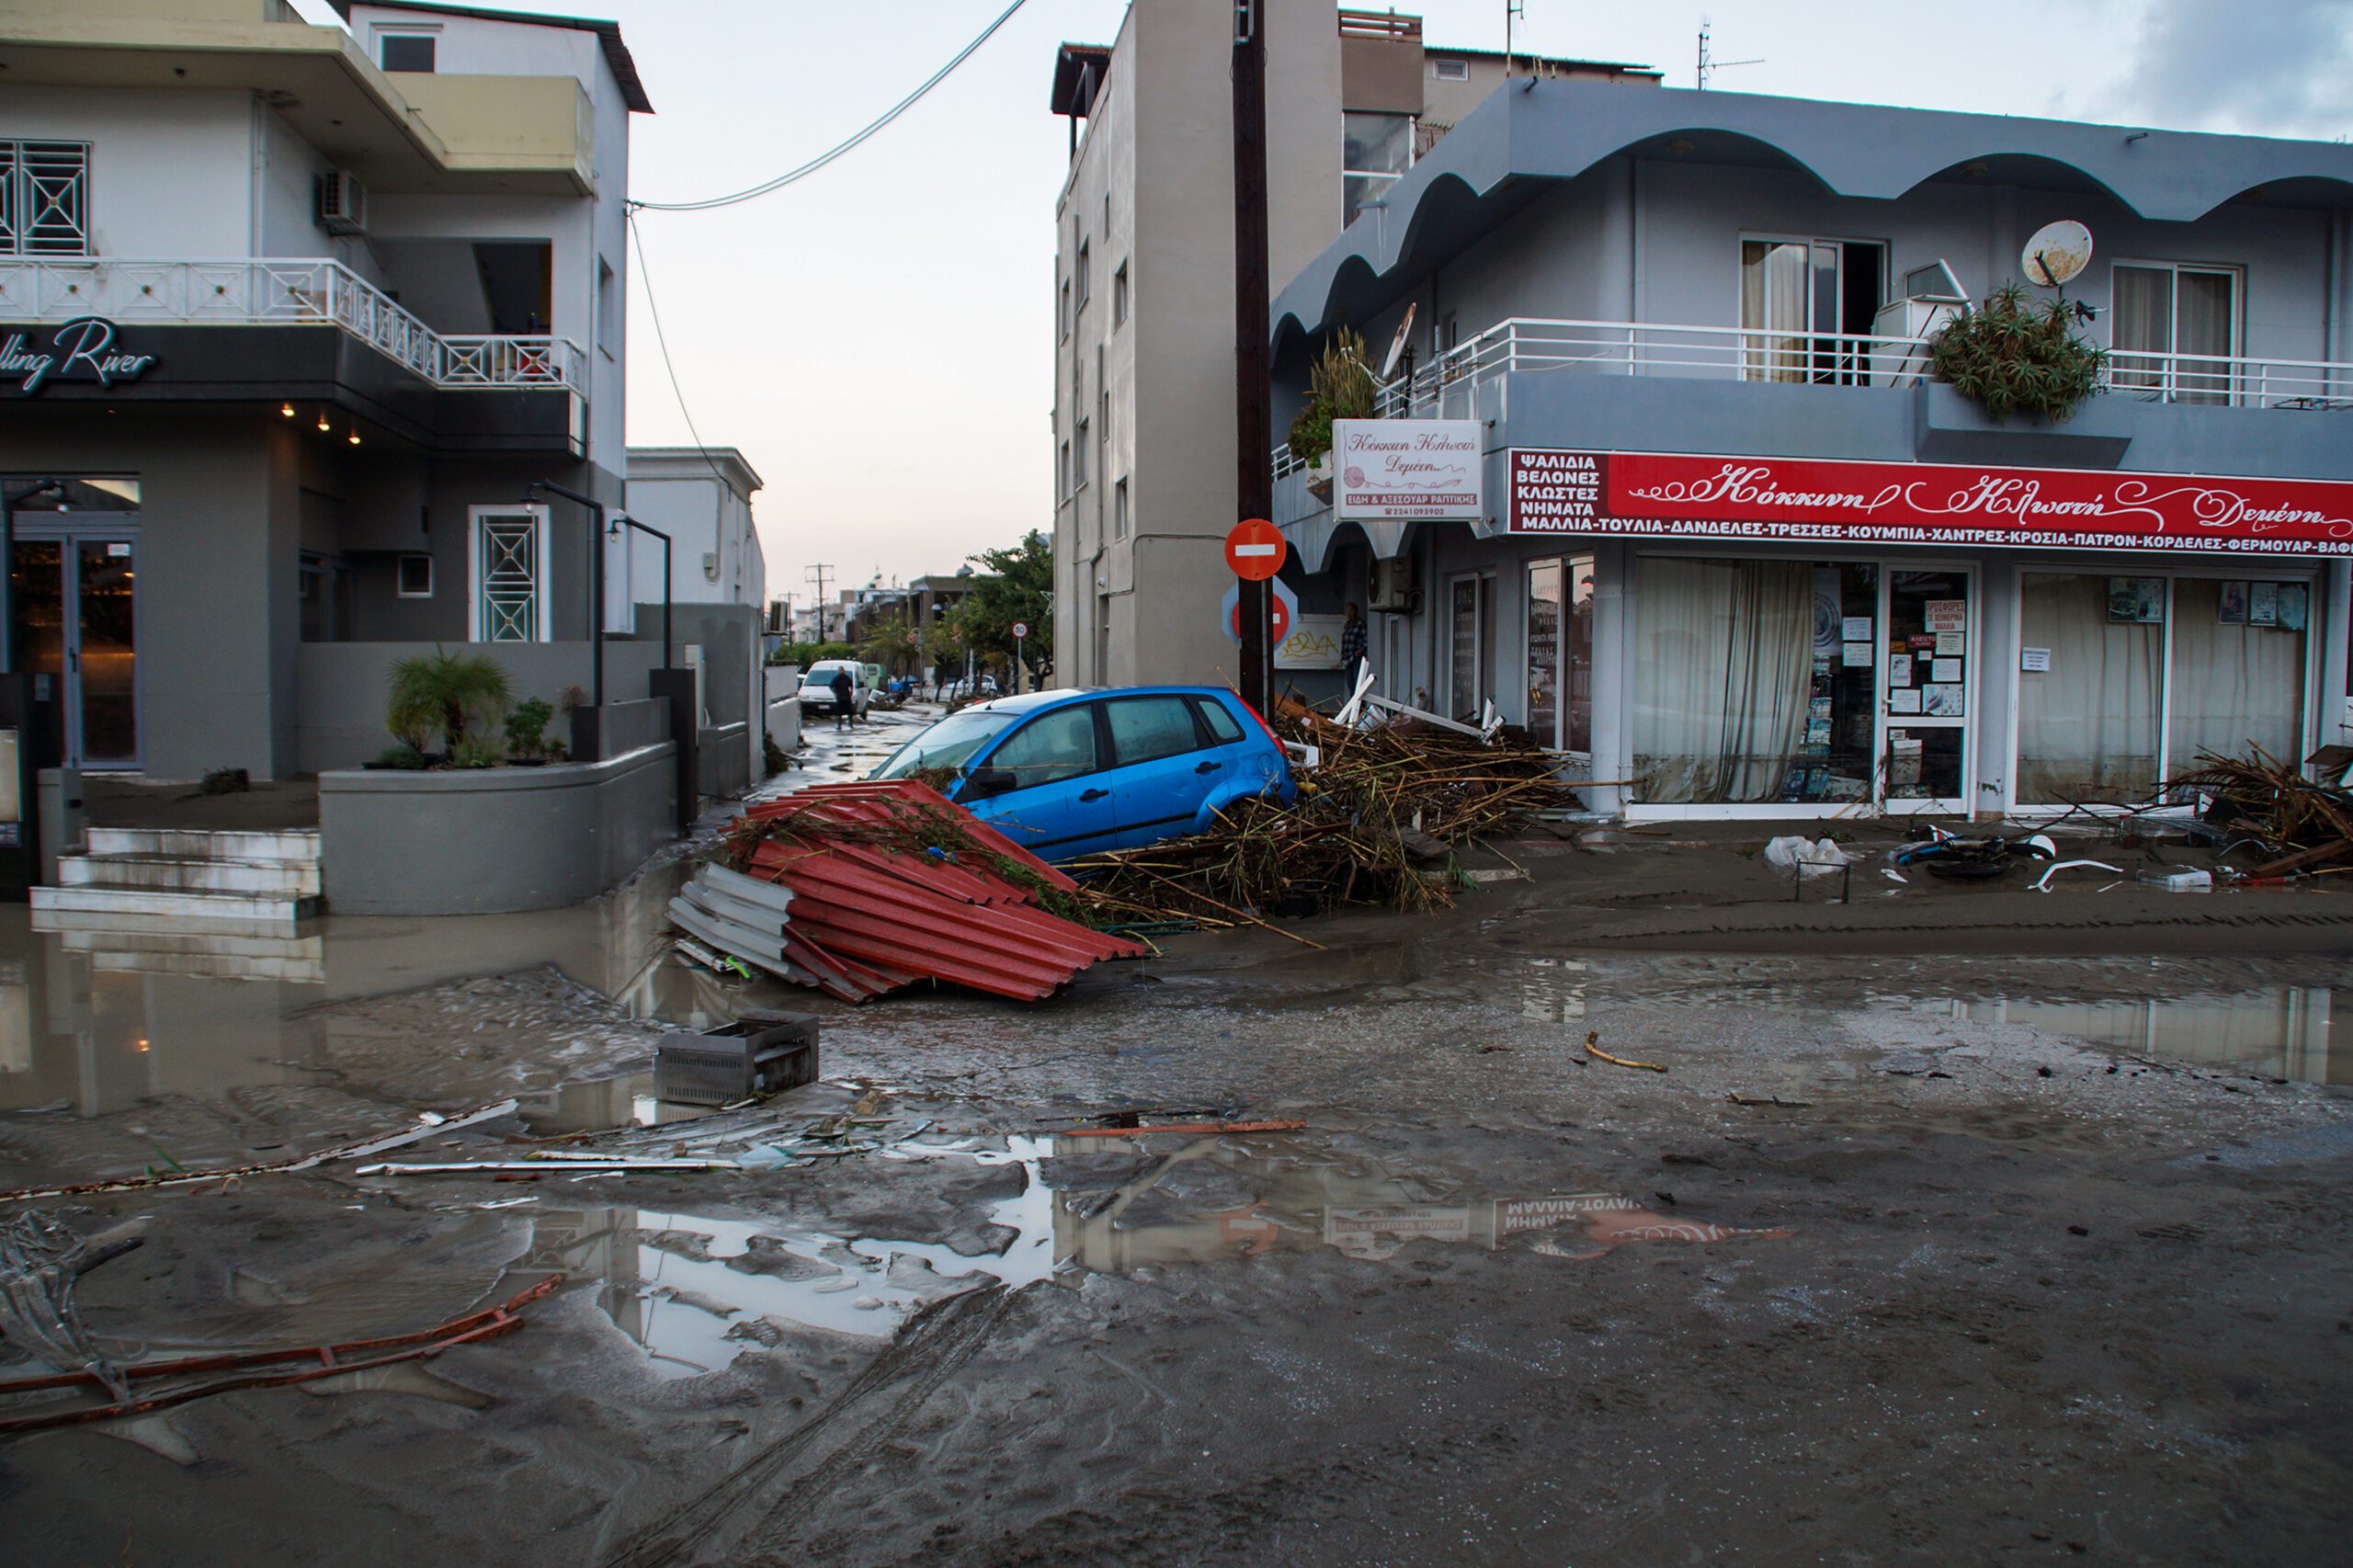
[12,532,140,770]
[1877,567,1971,814]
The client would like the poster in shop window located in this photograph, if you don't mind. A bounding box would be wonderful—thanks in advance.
[1923,600,1966,633]
[1333,420,1483,521]
[2218,582,2249,624]
[2249,582,2279,626]
[1922,684,1965,717]
[2278,583,2309,631]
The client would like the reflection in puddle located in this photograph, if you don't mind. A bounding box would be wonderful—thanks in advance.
[528,1136,1785,1378]
[1922,991,2337,1081]
[518,1071,712,1136]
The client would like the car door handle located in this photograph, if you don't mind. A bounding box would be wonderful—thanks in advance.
[1080,788,1108,801]
[1195,759,1222,774]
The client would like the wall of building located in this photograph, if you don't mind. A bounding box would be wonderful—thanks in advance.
[292,637,665,773]
[0,85,256,256]
[623,470,764,611]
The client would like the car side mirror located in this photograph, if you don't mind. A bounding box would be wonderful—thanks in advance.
[961,767,1017,801]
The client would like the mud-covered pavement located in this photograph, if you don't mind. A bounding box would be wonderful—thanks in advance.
[5,729,2352,1565]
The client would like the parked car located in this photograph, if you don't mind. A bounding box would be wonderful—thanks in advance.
[870,686,1297,860]
[942,675,1000,703]
[796,659,871,720]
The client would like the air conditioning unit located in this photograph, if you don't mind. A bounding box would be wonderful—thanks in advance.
[317,171,368,235]
[1368,556,1419,613]
[764,600,789,635]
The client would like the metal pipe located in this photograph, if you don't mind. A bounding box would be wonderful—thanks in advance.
[523,479,606,711]
[608,513,675,671]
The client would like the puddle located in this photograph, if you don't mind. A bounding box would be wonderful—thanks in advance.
[518,1071,714,1137]
[523,1132,1781,1379]
[1515,955,2353,1085]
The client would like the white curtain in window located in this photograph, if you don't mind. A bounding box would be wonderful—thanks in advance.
[1741,242,1810,382]
[2175,270,2235,403]
[2017,574,2163,804]
[2168,578,2303,772]
[2111,265,2172,394]
[1632,558,1813,803]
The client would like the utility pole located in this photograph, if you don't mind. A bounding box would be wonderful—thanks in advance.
[804,562,834,642]
[1504,0,1524,78]
[1233,0,1273,718]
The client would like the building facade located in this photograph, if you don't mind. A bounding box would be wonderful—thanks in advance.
[0,0,648,778]
[1270,80,2353,820]
[620,447,766,617]
[1045,4,1655,691]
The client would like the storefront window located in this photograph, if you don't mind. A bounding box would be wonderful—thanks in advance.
[2167,577,2307,775]
[1525,555,1596,752]
[1632,559,1877,804]
[1526,561,1560,746]
[1448,574,1493,722]
[2017,574,2165,804]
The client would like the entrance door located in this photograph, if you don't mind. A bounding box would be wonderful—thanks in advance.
[11,532,140,770]
[1877,566,1971,814]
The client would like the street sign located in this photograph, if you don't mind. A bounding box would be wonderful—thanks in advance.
[1223,518,1286,581]
[1221,577,1296,645]
[1011,621,1029,640]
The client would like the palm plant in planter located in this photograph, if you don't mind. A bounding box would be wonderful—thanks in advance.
[385,647,513,763]
[1287,328,1379,499]
[1930,282,2108,423]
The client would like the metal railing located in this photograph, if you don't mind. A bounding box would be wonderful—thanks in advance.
[0,256,585,392]
[1369,316,2353,419]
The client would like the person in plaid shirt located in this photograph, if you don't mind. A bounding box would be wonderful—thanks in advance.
[1339,602,1369,688]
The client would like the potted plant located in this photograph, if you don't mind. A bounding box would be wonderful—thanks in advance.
[1287,327,1378,500]
[1929,282,2108,423]
[385,646,513,764]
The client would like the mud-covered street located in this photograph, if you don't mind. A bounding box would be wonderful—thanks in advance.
[4,718,2351,1565]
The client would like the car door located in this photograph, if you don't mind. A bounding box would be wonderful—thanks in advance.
[961,700,1120,860]
[1100,693,1231,847]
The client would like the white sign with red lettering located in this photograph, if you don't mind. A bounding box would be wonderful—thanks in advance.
[1333,418,1483,521]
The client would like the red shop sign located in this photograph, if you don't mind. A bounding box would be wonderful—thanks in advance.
[1507,449,2353,556]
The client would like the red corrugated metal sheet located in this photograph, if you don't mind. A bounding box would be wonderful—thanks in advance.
[695,779,1141,1005]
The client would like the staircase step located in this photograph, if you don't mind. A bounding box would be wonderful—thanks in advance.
[57,853,321,897]
[85,949,325,983]
[31,908,324,946]
[85,827,321,866]
[31,885,319,926]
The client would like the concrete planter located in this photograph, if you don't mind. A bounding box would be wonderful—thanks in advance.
[318,742,677,915]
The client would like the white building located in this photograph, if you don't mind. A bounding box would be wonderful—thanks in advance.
[621,447,767,616]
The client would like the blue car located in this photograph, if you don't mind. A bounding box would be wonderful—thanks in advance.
[870,687,1297,861]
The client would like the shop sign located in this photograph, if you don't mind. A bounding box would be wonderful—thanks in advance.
[1332,418,1483,521]
[1508,448,2353,556]
[2,317,159,394]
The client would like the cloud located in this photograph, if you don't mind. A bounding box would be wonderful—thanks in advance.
[2109,0,2353,137]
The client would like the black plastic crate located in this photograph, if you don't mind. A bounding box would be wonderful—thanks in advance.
[654,1010,820,1107]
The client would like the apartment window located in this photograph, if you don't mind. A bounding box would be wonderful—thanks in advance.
[1077,240,1093,307]
[1097,346,1108,442]
[597,256,620,363]
[1059,441,1072,499]
[2113,262,2241,404]
[0,142,90,256]
[397,553,434,598]
[1113,478,1129,540]
[1103,191,1111,239]
[1059,278,1071,341]
[1740,237,1886,384]
[1074,418,1090,489]
[470,506,549,642]
[378,32,438,73]
[1432,58,1471,81]
[1343,111,1415,225]
[1112,261,1130,326]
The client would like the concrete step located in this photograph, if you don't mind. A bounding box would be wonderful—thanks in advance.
[84,827,321,866]
[30,884,320,926]
[30,908,324,945]
[57,852,322,898]
[85,948,326,983]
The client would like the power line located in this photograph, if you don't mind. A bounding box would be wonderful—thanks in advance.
[629,0,1028,213]
[626,208,736,498]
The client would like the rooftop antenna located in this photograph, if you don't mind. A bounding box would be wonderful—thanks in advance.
[1505,0,1525,77]
[1696,19,1762,91]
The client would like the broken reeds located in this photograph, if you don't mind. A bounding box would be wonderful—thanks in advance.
[2164,746,2353,878]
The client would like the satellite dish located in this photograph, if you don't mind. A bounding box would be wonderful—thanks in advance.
[2021,220,2093,288]
[1380,301,1419,381]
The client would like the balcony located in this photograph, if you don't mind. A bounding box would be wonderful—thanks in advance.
[1276,316,2353,481]
[0,257,585,392]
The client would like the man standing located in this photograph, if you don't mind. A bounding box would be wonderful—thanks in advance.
[1339,601,1369,692]
[830,665,854,731]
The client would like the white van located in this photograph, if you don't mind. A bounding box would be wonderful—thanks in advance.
[796,660,871,720]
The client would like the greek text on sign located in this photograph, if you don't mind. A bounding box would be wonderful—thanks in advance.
[1333,419,1483,522]
[1507,449,2353,555]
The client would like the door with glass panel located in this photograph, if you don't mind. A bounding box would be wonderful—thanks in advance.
[1524,555,1596,753]
[1741,237,1887,384]
[1876,567,1972,815]
[2112,264,2238,403]
[1446,573,1495,723]
[10,530,140,769]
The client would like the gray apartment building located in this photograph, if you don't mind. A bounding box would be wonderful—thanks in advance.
[1046,5,1654,690]
[1268,78,2353,821]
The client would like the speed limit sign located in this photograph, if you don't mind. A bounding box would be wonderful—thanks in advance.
[1012,621,1029,640]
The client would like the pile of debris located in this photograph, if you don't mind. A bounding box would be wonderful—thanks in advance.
[2167,747,2353,880]
[671,780,1144,1003]
[1063,699,1581,928]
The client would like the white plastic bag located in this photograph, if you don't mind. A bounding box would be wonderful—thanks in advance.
[1764,835,1849,876]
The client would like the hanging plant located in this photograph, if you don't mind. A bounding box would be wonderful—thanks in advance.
[1286,328,1380,467]
[1929,282,2108,424]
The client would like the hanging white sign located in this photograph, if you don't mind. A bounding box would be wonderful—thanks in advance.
[1332,419,1483,521]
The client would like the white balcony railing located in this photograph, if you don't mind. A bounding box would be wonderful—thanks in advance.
[0,256,585,392]
[1365,316,2353,422]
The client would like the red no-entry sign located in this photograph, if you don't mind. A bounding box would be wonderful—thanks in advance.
[1221,578,1296,645]
[1224,518,1286,581]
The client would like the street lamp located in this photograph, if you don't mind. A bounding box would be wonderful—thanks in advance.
[606,510,674,672]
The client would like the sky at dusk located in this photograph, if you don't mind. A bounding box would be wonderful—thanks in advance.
[292,1,2353,616]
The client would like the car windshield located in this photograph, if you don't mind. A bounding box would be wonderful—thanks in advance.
[872,709,1021,779]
